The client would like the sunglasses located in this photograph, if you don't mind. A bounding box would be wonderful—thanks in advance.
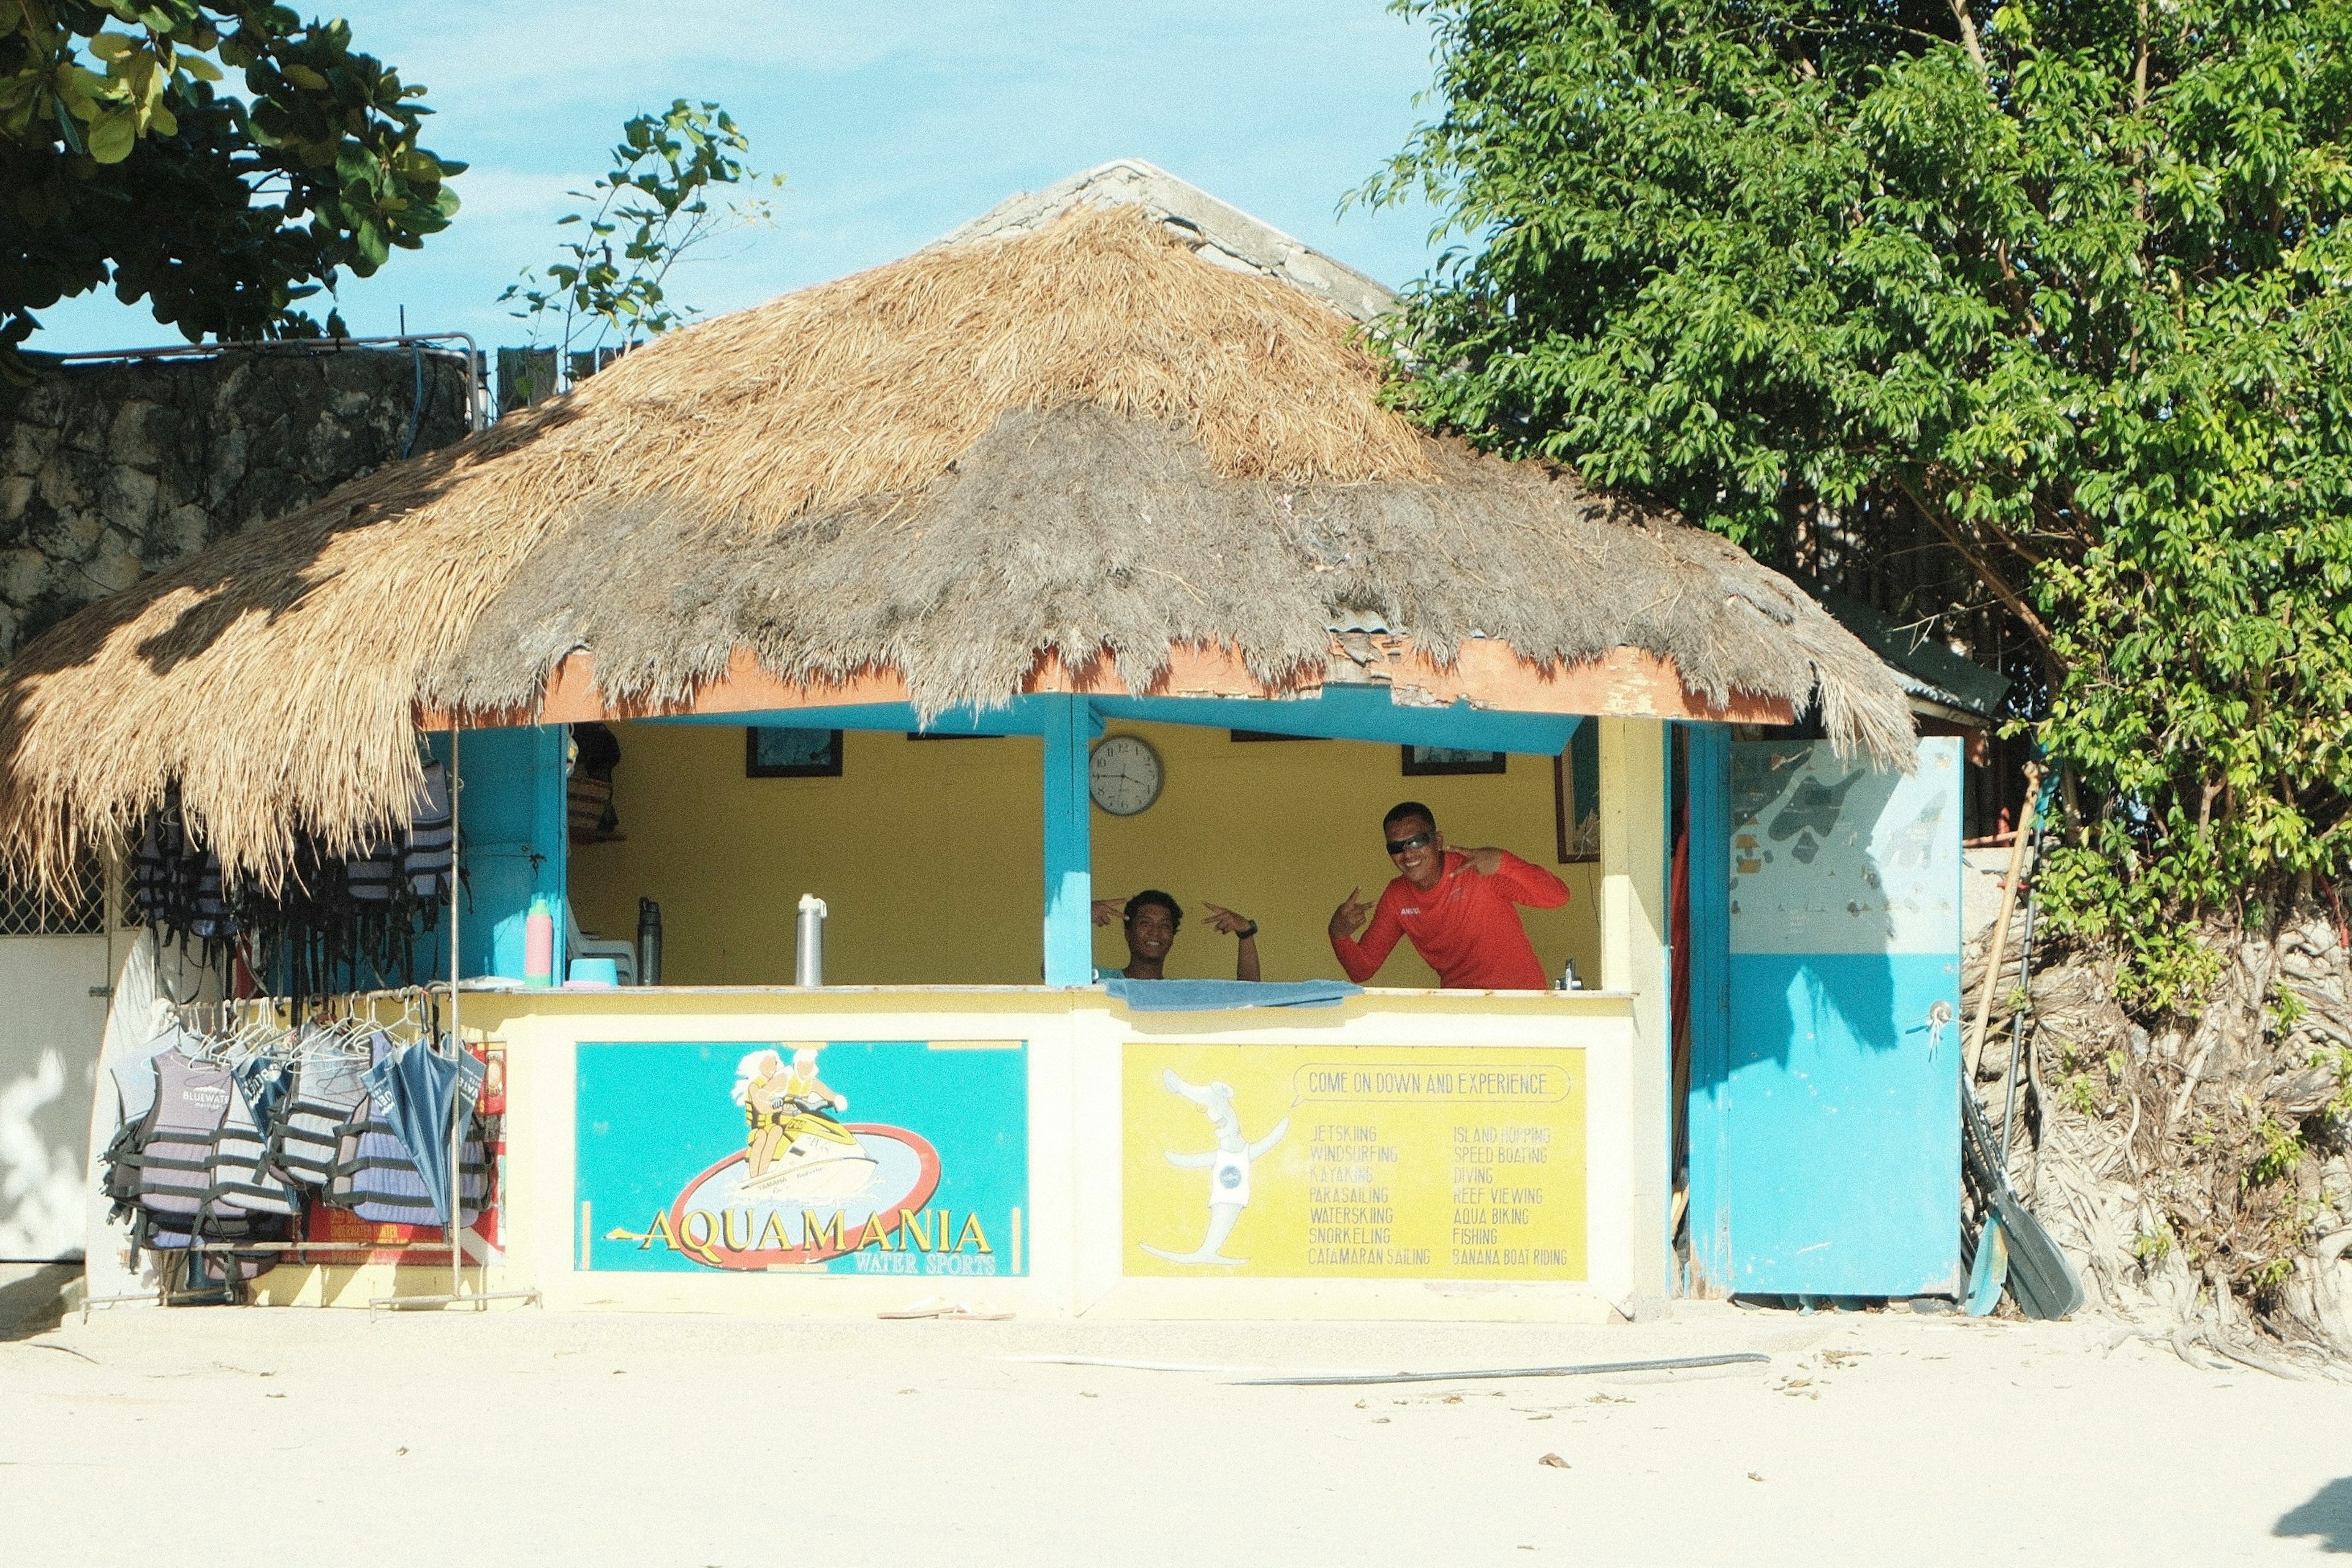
[1384,831,1434,856]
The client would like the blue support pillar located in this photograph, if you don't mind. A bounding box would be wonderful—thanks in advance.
[435,724,568,981]
[1040,696,1094,986]
[1681,722,1733,1289]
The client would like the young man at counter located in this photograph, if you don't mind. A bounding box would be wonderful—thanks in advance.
[1093,890,1261,981]
[1327,801,1569,990]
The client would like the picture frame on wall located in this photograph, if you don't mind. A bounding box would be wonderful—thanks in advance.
[1553,723,1600,862]
[1401,745,1506,777]
[745,728,845,778]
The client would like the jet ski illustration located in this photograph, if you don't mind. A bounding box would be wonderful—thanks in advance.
[741,1096,878,1202]
[734,1047,878,1204]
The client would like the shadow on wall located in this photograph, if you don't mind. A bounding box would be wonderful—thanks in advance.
[2278,1478,2352,1554]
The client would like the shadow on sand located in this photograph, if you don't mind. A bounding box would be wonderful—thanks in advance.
[2278,1478,2352,1554]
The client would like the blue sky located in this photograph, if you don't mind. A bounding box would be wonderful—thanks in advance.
[34,1,1446,354]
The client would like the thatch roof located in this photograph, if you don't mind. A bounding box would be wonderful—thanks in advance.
[0,171,1912,888]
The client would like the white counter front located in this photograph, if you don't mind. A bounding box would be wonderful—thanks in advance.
[258,986,1656,1322]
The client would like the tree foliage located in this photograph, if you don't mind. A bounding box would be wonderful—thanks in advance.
[0,1,462,355]
[1365,0,2352,997]
[500,99,778,380]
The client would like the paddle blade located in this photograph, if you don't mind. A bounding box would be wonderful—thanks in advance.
[1966,1213,2008,1317]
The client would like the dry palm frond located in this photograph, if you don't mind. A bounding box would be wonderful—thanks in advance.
[0,205,1910,890]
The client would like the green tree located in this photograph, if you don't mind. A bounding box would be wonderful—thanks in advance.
[1362,0,2352,998]
[1,1,462,359]
[500,99,778,387]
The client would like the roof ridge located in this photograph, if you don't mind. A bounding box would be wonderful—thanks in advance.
[932,158,1396,322]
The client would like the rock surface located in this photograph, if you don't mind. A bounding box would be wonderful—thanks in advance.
[0,347,471,661]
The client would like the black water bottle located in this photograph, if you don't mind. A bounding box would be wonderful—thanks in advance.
[636,897,663,987]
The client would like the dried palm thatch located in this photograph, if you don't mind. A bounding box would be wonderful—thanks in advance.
[0,202,1912,889]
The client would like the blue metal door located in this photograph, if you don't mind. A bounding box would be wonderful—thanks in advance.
[1702,737,1962,1297]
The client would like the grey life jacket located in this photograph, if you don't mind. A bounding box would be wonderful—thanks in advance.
[402,762,454,902]
[99,1030,183,1214]
[266,1041,368,1188]
[325,1034,487,1227]
[349,761,454,906]
[202,1065,301,1231]
[127,1049,238,1250]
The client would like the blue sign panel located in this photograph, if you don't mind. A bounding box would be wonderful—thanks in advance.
[576,1039,1029,1278]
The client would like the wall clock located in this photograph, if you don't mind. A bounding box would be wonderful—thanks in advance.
[1088,734,1164,816]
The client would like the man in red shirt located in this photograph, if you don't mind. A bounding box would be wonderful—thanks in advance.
[1327,801,1570,990]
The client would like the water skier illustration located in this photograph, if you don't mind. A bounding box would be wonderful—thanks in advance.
[1142,1069,1287,1265]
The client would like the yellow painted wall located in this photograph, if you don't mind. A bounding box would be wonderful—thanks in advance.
[568,720,1600,988]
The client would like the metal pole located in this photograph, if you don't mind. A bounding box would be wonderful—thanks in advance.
[366,722,536,1314]
[448,723,464,1307]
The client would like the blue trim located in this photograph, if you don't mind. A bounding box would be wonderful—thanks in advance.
[1040,696,1093,986]
[1095,686,1578,753]
[655,699,1047,736]
[1681,723,1732,1290]
[650,685,1580,754]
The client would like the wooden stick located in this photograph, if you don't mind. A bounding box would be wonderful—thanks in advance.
[1968,764,2043,1077]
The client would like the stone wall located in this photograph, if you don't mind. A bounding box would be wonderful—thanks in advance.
[0,345,472,660]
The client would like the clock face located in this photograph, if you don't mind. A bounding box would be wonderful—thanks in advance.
[1088,734,1164,816]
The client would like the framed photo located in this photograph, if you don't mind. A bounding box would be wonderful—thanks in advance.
[1554,723,1600,862]
[1401,745,1506,777]
[745,728,843,778]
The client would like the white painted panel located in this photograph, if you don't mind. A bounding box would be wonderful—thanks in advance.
[0,935,109,1260]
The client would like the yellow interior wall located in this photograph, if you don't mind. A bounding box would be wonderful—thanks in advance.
[569,720,1600,988]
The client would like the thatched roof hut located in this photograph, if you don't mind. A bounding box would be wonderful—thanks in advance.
[0,160,1911,888]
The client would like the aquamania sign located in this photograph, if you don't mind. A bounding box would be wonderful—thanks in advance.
[576,1039,1028,1276]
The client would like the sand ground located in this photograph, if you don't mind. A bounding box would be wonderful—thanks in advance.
[3,1292,2348,1567]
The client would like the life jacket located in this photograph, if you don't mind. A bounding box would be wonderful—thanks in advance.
[126,1049,238,1251]
[201,1064,301,1234]
[401,761,454,902]
[98,1033,179,1218]
[325,1033,486,1227]
[266,1041,368,1188]
[349,761,454,903]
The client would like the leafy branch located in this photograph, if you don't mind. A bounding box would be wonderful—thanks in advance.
[0,1,463,361]
[500,99,779,382]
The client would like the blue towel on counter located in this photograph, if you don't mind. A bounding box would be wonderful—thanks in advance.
[1104,978,1361,1012]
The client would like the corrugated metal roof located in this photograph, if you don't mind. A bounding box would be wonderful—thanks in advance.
[1804,581,2009,722]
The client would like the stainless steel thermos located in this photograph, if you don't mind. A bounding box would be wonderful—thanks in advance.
[794,894,827,986]
[636,897,663,987]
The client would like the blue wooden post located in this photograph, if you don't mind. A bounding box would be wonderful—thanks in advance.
[1040,695,1094,986]
[436,723,568,980]
[1681,722,1733,1289]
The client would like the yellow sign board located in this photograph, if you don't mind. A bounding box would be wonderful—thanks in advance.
[1122,1044,1586,1280]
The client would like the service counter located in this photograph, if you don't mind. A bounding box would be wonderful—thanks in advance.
[259,984,1656,1322]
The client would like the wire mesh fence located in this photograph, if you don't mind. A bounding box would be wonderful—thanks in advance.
[0,854,105,937]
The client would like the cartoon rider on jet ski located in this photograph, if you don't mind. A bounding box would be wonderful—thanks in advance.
[736,1046,856,1185]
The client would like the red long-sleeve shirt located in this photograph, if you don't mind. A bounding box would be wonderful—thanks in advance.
[1330,849,1570,990]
